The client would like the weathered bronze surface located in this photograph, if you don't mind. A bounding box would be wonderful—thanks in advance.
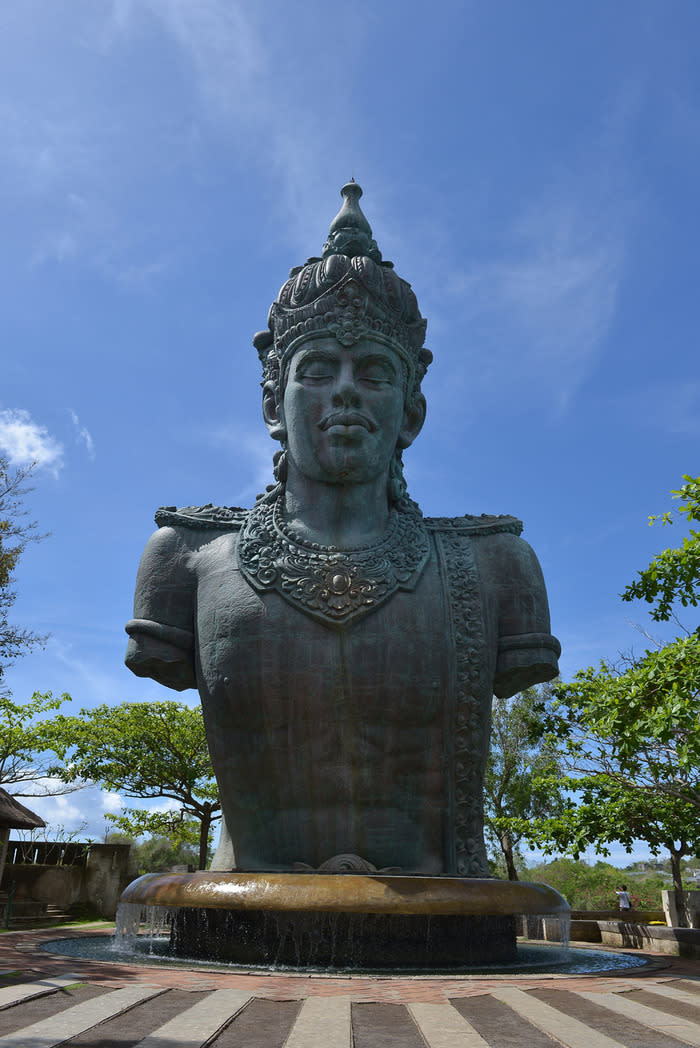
[121,871,569,916]
[125,182,561,879]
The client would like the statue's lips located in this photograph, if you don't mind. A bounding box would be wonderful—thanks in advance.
[319,412,375,432]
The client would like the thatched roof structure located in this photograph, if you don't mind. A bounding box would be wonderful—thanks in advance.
[0,788,45,830]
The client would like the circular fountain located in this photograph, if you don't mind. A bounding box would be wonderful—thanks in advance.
[118,872,569,969]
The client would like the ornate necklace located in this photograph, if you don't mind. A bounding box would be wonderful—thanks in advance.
[238,491,431,628]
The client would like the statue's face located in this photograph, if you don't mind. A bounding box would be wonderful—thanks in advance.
[266,336,424,487]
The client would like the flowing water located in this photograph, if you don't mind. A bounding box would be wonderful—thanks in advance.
[40,902,650,976]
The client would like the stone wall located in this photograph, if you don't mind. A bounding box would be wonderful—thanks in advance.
[599,920,700,958]
[0,842,131,919]
[662,889,700,929]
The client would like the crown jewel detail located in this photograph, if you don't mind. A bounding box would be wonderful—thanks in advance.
[253,182,431,390]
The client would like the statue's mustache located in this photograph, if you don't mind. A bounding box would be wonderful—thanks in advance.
[319,411,376,432]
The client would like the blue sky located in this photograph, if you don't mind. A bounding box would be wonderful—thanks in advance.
[1,1,698,865]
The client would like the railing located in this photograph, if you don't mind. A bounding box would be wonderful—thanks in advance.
[5,840,89,867]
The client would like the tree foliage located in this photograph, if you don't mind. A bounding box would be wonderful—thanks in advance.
[484,685,565,881]
[622,474,700,623]
[106,808,211,862]
[540,632,700,894]
[526,857,667,912]
[48,701,220,870]
[125,833,200,877]
[527,478,700,904]
[0,690,73,795]
[0,467,79,803]
[0,458,47,683]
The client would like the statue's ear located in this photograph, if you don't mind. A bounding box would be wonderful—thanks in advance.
[262,381,287,442]
[397,393,426,450]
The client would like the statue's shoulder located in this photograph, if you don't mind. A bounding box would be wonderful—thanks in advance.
[424,513,523,538]
[154,504,249,531]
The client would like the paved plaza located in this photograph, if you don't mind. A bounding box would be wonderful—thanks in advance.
[3,924,700,1046]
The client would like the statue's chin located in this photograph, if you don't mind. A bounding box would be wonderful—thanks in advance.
[289,464,389,490]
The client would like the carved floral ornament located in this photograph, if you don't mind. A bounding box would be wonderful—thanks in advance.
[238,492,431,628]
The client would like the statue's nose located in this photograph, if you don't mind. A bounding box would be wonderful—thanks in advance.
[331,364,361,406]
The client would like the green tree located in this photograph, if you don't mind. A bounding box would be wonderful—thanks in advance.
[0,465,78,803]
[0,690,72,794]
[0,458,47,683]
[622,474,699,623]
[126,833,200,877]
[531,478,700,917]
[541,633,700,903]
[106,808,211,863]
[484,685,565,881]
[48,701,220,870]
[526,857,667,911]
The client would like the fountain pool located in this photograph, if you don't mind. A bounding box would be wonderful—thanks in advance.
[40,931,652,977]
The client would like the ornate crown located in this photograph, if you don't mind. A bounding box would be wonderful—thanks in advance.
[253,182,432,399]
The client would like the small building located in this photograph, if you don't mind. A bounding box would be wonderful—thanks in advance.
[0,787,45,886]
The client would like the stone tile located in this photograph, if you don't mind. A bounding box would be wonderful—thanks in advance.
[0,984,162,1048]
[452,993,561,1047]
[409,1002,492,1047]
[531,987,690,1048]
[0,983,107,1038]
[625,985,700,1020]
[352,1002,426,1047]
[490,985,627,1048]
[64,990,209,1048]
[213,998,302,1047]
[0,974,83,1011]
[285,995,352,1048]
[132,989,252,1048]
[576,989,700,1048]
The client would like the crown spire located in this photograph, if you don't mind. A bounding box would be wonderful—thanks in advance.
[322,181,382,263]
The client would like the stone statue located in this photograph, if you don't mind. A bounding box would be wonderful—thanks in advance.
[125,182,560,879]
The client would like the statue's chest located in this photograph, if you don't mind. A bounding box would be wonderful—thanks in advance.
[193,540,450,733]
[234,495,432,628]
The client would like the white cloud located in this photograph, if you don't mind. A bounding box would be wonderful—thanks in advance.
[10,783,115,842]
[18,776,75,799]
[102,791,124,814]
[15,788,87,837]
[50,639,133,706]
[113,0,362,253]
[30,231,78,266]
[70,409,96,459]
[147,797,182,814]
[0,409,64,475]
[1,2,362,276]
[145,0,263,114]
[444,194,625,414]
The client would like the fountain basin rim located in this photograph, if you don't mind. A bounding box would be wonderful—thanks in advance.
[120,872,569,917]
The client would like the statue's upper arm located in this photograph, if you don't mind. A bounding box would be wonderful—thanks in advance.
[124,526,196,691]
[485,532,561,698]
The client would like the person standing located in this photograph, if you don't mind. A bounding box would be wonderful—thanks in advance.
[616,885,632,911]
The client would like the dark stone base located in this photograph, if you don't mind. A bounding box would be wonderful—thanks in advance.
[171,907,517,969]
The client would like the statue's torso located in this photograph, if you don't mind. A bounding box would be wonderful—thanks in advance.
[194,532,451,872]
[125,500,560,876]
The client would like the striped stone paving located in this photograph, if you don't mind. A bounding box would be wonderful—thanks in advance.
[3,926,700,1047]
[4,975,700,1046]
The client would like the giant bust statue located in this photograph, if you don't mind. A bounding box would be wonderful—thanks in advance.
[125,183,560,878]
